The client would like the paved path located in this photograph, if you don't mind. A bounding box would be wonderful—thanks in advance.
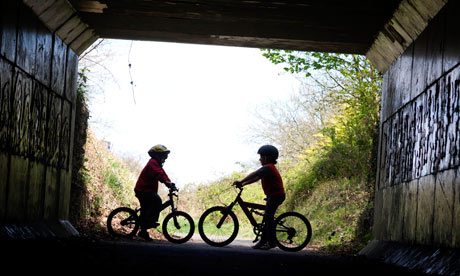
[4,236,424,275]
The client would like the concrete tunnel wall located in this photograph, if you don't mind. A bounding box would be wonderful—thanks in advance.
[0,0,78,223]
[374,0,460,248]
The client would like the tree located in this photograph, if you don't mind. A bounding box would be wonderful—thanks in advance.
[259,49,382,182]
[248,84,335,160]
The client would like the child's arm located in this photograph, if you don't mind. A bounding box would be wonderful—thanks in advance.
[233,171,261,187]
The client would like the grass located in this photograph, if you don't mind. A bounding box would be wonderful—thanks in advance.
[283,177,373,254]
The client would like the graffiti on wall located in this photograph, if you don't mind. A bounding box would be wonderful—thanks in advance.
[379,66,460,188]
[0,58,72,170]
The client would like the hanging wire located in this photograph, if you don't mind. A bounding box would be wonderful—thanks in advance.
[128,40,137,105]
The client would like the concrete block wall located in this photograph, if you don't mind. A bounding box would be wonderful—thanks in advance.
[0,0,78,223]
[375,0,460,248]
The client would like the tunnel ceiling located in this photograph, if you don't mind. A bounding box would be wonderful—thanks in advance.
[24,0,448,72]
[68,0,401,55]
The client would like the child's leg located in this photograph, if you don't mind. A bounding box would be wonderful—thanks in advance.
[150,193,162,224]
[136,192,162,229]
[263,194,286,244]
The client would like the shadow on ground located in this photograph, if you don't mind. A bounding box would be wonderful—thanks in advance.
[3,235,426,275]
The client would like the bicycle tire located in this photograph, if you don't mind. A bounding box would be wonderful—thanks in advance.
[198,206,239,247]
[162,211,195,244]
[274,212,312,252]
[107,207,140,238]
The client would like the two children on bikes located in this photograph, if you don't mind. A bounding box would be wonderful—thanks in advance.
[136,143,285,250]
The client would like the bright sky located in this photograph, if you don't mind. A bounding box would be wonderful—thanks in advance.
[86,39,300,186]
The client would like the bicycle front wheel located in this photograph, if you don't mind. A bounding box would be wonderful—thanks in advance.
[162,211,195,244]
[275,212,312,252]
[198,206,239,247]
[107,207,139,238]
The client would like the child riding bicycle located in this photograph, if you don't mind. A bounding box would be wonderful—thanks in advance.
[134,144,176,241]
[233,145,285,250]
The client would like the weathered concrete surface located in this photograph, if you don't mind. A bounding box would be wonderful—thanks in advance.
[433,170,455,246]
[23,0,99,55]
[361,240,460,275]
[364,0,460,272]
[0,0,78,223]
[0,220,79,240]
[366,0,447,73]
[374,0,460,246]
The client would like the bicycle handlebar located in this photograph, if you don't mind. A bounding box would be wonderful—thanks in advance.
[166,182,179,193]
[231,183,244,196]
[232,181,243,190]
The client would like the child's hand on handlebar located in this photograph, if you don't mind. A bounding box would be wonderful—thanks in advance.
[232,181,243,189]
[166,182,178,191]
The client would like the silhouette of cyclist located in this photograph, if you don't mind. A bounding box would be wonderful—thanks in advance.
[233,145,285,250]
[134,144,175,241]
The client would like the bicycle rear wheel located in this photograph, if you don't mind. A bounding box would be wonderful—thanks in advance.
[107,207,140,238]
[162,211,195,244]
[274,212,312,252]
[198,206,239,247]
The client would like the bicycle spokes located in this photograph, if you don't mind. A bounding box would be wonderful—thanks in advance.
[107,207,140,238]
[275,212,312,251]
[198,206,239,247]
[277,220,296,243]
[162,211,195,244]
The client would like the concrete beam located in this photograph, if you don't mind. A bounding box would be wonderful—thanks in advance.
[22,0,99,55]
[366,0,447,73]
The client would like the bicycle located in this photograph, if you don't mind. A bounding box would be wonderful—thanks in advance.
[198,185,312,252]
[107,185,195,244]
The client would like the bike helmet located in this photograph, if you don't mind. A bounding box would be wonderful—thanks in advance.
[148,144,170,158]
[257,145,279,160]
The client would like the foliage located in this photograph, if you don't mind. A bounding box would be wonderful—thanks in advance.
[248,86,333,160]
[77,67,90,103]
[260,49,381,187]
[253,49,382,253]
[279,177,373,254]
[77,39,119,101]
[70,67,91,225]
[73,128,139,232]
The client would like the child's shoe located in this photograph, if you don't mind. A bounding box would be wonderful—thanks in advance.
[138,230,153,241]
[252,240,266,249]
[259,242,276,250]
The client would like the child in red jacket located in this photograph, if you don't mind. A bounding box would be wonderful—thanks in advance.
[233,145,285,250]
[134,144,175,241]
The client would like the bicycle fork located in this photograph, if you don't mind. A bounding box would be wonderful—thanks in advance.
[217,203,236,228]
[170,208,183,230]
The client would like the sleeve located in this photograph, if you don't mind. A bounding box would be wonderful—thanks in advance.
[148,160,171,183]
[152,166,171,183]
[255,165,271,178]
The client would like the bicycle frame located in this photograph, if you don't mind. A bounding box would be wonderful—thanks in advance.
[161,188,184,229]
[134,189,177,214]
[161,189,177,212]
[223,187,266,227]
[198,186,312,251]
